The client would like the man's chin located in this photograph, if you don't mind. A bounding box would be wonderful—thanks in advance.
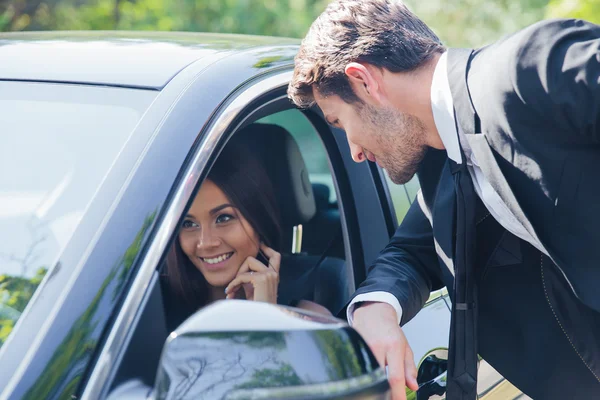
[387,167,418,185]
[390,174,414,185]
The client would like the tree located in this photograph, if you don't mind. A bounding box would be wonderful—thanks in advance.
[405,0,551,47]
[0,267,47,346]
[1,0,330,37]
[546,0,600,24]
[20,211,156,399]
[2,0,567,48]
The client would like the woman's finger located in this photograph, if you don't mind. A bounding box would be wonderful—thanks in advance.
[235,256,268,280]
[226,270,277,301]
[225,273,255,299]
[245,256,272,273]
[259,243,281,273]
[236,259,251,276]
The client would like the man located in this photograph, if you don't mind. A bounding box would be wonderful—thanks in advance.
[288,1,600,399]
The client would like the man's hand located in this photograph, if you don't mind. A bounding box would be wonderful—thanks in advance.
[353,302,419,400]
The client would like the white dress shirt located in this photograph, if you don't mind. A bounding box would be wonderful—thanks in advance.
[347,52,548,326]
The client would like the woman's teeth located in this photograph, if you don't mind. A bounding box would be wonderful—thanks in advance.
[201,252,233,265]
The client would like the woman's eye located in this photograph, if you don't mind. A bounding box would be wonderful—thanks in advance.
[216,213,234,224]
[182,220,198,229]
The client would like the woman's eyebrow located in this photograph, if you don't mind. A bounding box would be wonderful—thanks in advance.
[210,203,235,214]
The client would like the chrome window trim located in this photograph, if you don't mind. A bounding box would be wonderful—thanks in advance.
[81,70,293,400]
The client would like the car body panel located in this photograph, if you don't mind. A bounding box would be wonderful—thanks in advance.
[0,31,298,89]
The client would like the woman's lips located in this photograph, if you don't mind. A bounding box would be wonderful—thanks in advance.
[198,252,234,269]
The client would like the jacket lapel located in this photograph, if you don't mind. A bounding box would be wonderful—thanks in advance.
[446,48,546,255]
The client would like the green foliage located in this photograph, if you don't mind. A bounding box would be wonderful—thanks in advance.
[0,267,47,346]
[236,363,302,389]
[313,330,363,380]
[0,267,46,314]
[203,331,287,350]
[404,0,551,47]
[21,211,156,399]
[0,0,329,37]
[546,0,600,25]
[4,0,600,48]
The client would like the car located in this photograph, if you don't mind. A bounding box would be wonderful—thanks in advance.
[0,31,525,400]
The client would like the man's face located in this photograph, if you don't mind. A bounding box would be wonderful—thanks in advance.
[314,89,428,184]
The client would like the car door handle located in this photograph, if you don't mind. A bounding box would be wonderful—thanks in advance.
[417,370,447,399]
[416,352,448,399]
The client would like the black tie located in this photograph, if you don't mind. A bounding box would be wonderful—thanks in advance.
[446,157,479,400]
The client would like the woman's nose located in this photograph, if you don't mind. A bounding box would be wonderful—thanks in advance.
[196,228,221,249]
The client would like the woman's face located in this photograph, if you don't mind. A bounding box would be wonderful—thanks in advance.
[179,179,260,288]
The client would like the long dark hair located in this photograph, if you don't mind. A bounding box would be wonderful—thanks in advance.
[164,129,282,311]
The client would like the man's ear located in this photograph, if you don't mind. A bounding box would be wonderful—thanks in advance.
[344,62,382,103]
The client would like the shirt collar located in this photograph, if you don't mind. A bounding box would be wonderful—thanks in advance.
[430,51,462,164]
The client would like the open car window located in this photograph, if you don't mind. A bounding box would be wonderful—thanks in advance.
[258,109,343,259]
[383,172,420,226]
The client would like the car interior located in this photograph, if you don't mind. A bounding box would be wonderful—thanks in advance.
[108,108,353,393]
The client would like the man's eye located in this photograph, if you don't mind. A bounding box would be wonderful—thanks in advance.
[216,214,234,224]
[182,220,198,229]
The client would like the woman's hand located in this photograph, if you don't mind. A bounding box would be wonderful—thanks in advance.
[225,243,281,303]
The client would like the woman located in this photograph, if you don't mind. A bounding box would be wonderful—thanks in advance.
[163,129,329,329]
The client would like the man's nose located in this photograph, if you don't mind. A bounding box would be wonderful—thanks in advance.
[348,140,365,163]
[196,228,221,249]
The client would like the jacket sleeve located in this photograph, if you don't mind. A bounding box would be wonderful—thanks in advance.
[351,196,444,326]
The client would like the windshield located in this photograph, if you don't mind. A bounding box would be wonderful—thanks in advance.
[0,81,156,349]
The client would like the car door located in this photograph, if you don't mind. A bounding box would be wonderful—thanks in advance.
[81,68,359,398]
[239,99,456,399]
[80,65,394,398]
[0,44,301,399]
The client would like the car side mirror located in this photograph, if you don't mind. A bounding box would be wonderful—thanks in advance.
[151,300,389,400]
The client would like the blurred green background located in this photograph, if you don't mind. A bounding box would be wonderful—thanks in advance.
[1,0,599,47]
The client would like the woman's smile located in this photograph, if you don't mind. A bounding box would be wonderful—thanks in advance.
[199,251,234,268]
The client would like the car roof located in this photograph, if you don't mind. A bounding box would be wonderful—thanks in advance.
[0,31,299,89]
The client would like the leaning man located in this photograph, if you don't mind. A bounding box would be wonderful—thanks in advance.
[288,1,600,399]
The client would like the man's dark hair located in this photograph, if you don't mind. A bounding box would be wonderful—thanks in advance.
[288,0,445,108]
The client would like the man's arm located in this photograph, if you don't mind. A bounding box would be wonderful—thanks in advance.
[350,195,444,325]
[348,195,444,400]
[347,291,403,325]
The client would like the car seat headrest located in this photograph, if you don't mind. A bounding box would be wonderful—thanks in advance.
[233,123,316,226]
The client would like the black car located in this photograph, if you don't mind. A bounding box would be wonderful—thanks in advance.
[0,32,524,400]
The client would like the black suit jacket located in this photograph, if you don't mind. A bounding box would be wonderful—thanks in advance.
[354,18,600,322]
[352,19,600,396]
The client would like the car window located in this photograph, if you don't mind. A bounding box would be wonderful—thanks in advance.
[383,172,421,226]
[259,109,337,204]
[0,81,156,349]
